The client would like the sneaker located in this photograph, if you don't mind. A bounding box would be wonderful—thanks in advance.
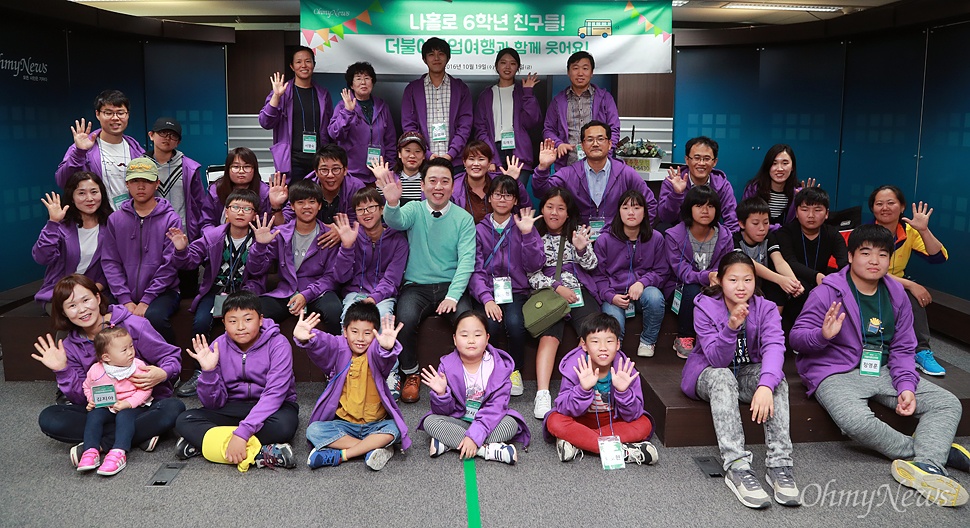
[915,350,946,376]
[673,337,694,359]
[509,370,524,397]
[766,466,802,506]
[255,443,296,469]
[622,441,659,466]
[401,373,421,403]
[55,389,73,406]
[175,369,201,397]
[557,439,581,463]
[533,390,552,419]
[947,443,970,473]
[364,446,394,471]
[70,442,85,468]
[637,342,656,358]
[307,447,343,469]
[891,459,969,507]
[387,369,402,402]
[480,442,517,465]
[175,437,201,460]
[96,449,127,476]
[138,435,159,452]
[76,448,100,472]
[429,438,451,458]
[725,466,771,509]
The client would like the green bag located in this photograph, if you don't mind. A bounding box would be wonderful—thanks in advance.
[523,236,571,337]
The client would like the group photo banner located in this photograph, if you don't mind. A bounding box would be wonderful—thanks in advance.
[300,0,672,76]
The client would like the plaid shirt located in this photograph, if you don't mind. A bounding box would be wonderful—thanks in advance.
[424,74,452,157]
[565,85,595,166]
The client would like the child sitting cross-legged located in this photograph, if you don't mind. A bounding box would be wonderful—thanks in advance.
[299,302,409,470]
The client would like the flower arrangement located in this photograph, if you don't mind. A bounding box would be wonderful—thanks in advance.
[616,139,666,159]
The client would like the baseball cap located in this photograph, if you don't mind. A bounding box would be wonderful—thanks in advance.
[126,157,159,182]
[151,117,182,139]
[397,131,427,150]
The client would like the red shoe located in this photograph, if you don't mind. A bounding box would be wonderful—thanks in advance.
[674,337,695,359]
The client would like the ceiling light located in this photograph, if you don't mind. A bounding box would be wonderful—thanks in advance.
[723,3,842,11]
[672,1,690,6]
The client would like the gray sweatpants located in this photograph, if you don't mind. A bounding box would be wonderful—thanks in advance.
[814,366,961,469]
[696,363,794,471]
[422,414,519,449]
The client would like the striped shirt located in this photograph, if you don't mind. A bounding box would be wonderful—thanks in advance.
[424,74,452,158]
[768,190,790,225]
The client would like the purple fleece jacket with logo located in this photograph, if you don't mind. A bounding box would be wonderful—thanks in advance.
[258,81,333,176]
[473,82,543,170]
[533,158,657,226]
[32,220,107,304]
[658,167,739,233]
[469,215,545,303]
[542,84,621,171]
[101,198,181,305]
[328,96,398,184]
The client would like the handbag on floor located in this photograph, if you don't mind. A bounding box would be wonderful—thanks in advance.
[523,236,571,337]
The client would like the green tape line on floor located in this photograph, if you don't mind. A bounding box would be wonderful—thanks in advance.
[463,458,482,528]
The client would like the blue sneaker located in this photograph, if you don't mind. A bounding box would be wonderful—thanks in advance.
[307,447,342,469]
[915,350,946,376]
[947,443,970,473]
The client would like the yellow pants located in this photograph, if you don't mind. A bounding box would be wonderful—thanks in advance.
[201,426,261,472]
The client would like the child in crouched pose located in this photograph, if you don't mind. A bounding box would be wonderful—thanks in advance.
[77,327,154,476]
[544,313,658,465]
[299,302,409,470]
[418,311,531,464]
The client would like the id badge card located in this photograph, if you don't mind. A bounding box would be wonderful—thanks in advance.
[589,217,606,241]
[462,399,482,422]
[860,346,883,377]
[302,133,317,154]
[430,122,448,142]
[671,284,684,315]
[366,146,382,166]
[624,303,636,319]
[92,385,117,408]
[598,435,626,470]
[211,293,228,318]
[111,193,130,210]
[577,144,586,160]
[569,287,585,308]
[355,292,368,302]
[493,277,513,305]
[500,131,515,150]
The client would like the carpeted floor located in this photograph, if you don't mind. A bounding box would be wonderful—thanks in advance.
[1,334,968,527]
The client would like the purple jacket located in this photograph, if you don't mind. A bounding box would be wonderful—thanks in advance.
[201,181,272,232]
[281,173,365,225]
[592,229,668,305]
[172,223,266,312]
[401,74,473,160]
[473,82,543,170]
[258,81,333,176]
[328,97,398,184]
[32,220,107,304]
[246,219,354,303]
[102,198,181,305]
[469,216,544,303]
[340,226,409,303]
[54,305,181,405]
[418,345,531,447]
[533,158,657,226]
[741,181,798,231]
[663,222,735,293]
[196,318,298,440]
[300,329,410,450]
[451,172,531,219]
[55,131,146,188]
[681,294,786,399]
[542,84,620,171]
[542,346,651,442]
[658,167,739,233]
[790,267,919,397]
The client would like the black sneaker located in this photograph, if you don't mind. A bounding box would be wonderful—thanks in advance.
[139,436,160,452]
[255,443,296,469]
[175,437,200,460]
[55,389,72,406]
[175,370,201,398]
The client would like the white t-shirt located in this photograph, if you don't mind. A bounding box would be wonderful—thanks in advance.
[491,85,515,142]
[76,225,100,275]
[99,139,131,210]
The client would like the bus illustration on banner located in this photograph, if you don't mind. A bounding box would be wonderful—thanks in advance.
[578,19,612,39]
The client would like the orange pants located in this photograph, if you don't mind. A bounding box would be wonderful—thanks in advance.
[545,411,653,453]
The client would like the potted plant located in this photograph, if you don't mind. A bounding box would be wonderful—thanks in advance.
[616,138,666,173]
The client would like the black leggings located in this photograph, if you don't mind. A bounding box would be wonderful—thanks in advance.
[174,400,299,448]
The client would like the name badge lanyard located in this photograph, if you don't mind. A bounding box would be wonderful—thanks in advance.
[360,237,382,296]
[624,241,638,317]
[483,226,512,278]
[225,231,254,293]
[592,387,616,436]
[295,87,317,137]
[801,232,821,271]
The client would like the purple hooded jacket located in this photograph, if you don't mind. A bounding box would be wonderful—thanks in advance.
[201,180,272,232]
[401,74,473,160]
[741,181,799,231]
[790,267,919,397]
[101,198,181,305]
[54,305,181,405]
[328,97,398,184]
[533,158,657,226]
[172,223,266,312]
[340,226,409,303]
[473,82,543,170]
[542,84,621,171]
[258,81,333,176]
[663,222,735,293]
[299,329,411,450]
[469,215,545,303]
[32,220,107,304]
[196,318,298,440]
[681,294,786,400]
[55,131,146,188]
[592,229,668,305]
[658,167,739,233]
[418,345,531,447]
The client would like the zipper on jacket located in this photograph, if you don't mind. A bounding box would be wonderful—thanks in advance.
[241,352,250,399]
[134,216,145,302]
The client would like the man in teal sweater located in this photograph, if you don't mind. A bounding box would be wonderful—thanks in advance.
[379,157,476,403]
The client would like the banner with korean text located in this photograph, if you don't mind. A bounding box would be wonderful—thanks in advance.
[300,0,672,76]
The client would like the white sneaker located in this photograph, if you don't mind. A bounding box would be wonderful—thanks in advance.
[557,439,581,462]
[509,370,524,396]
[533,390,552,419]
[364,446,394,471]
[637,342,655,358]
[479,442,517,465]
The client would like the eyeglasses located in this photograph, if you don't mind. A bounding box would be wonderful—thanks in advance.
[99,110,129,119]
[689,155,714,163]
[154,131,178,140]
[230,165,254,173]
[583,136,609,145]
[490,193,515,201]
[228,205,255,213]
[316,167,345,176]
[355,204,381,215]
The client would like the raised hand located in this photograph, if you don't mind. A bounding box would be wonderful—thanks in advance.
[500,155,524,180]
[269,172,289,209]
[165,227,189,251]
[573,354,599,391]
[513,207,541,235]
[31,334,67,372]
[521,72,540,89]
[379,165,403,206]
[270,72,287,98]
[316,224,341,249]
[611,357,638,392]
[368,157,393,186]
[537,138,558,170]
[293,310,321,342]
[41,192,68,223]
[420,364,448,395]
[333,213,359,249]
[800,177,818,189]
[666,166,688,194]
[902,201,933,232]
[820,301,846,340]
[250,213,280,245]
[186,334,219,371]
[572,225,591,252]
[340,88,357,112]
[377,313,404,350]
[728,302,749,331]
[71,118,96,150]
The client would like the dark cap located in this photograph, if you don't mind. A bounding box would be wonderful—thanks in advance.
[397,131,427,150]
[151,117,182,139]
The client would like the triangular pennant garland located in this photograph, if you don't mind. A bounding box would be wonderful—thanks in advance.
[357,10,372,25]
[344,19,358,32]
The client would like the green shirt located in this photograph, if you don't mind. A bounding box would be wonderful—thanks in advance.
[848,279,895,362]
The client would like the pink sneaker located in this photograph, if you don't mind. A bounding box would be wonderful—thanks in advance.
[96,449,127,476]
[674,337,695,359]
[76,448,100,472]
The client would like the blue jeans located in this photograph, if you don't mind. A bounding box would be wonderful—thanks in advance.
[479,293,528,371]
[601,286,665,345]
[306,418,401,449]
[340,292,396,323]
[83,406,147,452]
[193,290,219,339]
[144,288,180,344]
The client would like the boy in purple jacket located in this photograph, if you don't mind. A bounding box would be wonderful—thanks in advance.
[174,290,299,471]
[544,314,658,465]
[659,136,738,233]
[101,157,181,344]
[791,225,968,507]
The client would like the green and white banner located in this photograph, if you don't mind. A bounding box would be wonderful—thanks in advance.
[300,1,672,76]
